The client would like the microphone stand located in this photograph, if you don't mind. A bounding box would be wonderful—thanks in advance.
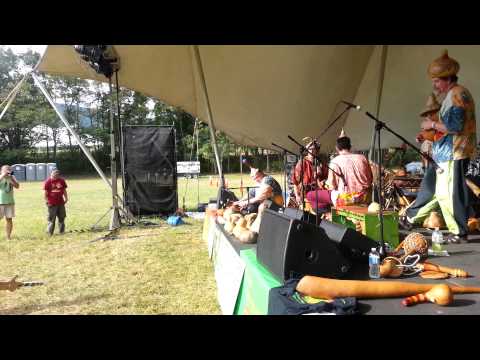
[313,143,320,225]
[287,135,345,225]
[364,112,442,259]
[272,142,297,209]
[319,103,355,138]
[283,137,307,219]
[229,186,259,211]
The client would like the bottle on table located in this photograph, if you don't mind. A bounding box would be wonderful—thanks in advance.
[369,247,380,279]
[431,227,444,251]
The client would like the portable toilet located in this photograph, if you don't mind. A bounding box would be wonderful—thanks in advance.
[47,163,57,177]
[12,164,26,182]
[36,163,47,181]
[26,163,36,181]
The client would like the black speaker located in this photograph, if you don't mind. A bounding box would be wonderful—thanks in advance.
[283,207,317,224]
[257,209,351,281]
[123,125,178,215]
[318,220,378,260]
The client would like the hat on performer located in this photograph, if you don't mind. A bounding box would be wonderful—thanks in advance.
[338,128,346,138]
[419,93,441,117]
[302,136,313,148]
[428,49,460,79]
[250,167,260,178]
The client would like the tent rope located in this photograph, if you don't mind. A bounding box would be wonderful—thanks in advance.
[0,71,32,121]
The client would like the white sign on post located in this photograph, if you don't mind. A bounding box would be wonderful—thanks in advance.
[177,161,201,175]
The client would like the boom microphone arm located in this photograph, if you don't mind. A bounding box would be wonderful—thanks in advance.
[365,112,443,173]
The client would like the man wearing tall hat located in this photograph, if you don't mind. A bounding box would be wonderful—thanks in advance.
[290,138,328,207]
[402,50,476,243]
[416,92,445,169]
[403,93,444,220]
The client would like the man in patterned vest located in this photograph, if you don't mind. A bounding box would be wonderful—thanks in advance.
[402,50,476,243]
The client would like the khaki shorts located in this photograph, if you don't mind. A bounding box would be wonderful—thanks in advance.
[0,204,15,219]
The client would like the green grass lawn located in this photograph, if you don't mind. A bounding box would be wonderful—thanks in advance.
[0,173,282,314]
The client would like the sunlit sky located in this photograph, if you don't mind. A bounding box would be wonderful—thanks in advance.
[3,45,47,55]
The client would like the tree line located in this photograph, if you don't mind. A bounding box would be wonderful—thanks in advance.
[0,47,283,175]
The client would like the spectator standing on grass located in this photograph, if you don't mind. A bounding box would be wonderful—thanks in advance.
[44,169,68,235]
[0,165,20,240]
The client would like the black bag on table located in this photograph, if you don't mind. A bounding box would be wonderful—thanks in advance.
[268,278,358,315]
[217,187,238,208]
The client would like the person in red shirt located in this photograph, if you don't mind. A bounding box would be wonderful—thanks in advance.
[44,169,68,235]
[290,141,328,207]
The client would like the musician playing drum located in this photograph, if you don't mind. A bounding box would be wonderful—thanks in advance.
[290,141,328,207]
[234,167,283,213]
[305,133,373,211]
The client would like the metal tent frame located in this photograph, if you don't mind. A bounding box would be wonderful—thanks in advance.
[1,45,226,231]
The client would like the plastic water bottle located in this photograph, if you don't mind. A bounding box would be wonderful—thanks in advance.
[369,247,380,279]
[431,227,444,251]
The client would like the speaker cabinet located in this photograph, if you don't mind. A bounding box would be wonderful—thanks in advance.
[283,207,317,224]
[283,208,378,260]
[257,209,351,281]
[318,219,378,260]
[123,125,178,215]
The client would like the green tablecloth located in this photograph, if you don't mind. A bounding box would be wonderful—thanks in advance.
[234,248,282,315]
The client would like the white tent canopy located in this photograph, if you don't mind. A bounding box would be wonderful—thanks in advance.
[37,45,480,153]
[37,45,373,153]
[346,45,480,150]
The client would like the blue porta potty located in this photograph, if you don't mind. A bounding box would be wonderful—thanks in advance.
[26,163,36,181]
[47,163,57,177]
[36,163,47,181]
[12,164,26,181]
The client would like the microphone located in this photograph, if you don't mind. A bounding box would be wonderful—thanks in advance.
[341,100,361,110]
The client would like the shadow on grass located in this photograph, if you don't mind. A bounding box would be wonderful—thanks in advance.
[0,294,110,315]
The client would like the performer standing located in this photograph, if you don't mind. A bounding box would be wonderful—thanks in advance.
[416,93,444,169]
[402,50,476,243]
[402,93,444,218]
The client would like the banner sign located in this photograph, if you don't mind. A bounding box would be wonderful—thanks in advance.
[177,161,200,174]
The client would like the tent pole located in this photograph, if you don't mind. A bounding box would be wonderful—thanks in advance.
[108,77,121,230]
[369,45,389,163]
[375,45,389,119]
[115,71,127,212]
[31,72,116,195]
[368,45,388,202]
[191,46,224,189]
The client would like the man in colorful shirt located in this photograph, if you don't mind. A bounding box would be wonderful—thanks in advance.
[44,169,68,235]
[0,165,20,240]
[306,135,373,210]
[403,50,476,242]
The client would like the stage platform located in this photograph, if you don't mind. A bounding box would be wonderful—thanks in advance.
[206,214,480,315]
[360,241,480,315]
